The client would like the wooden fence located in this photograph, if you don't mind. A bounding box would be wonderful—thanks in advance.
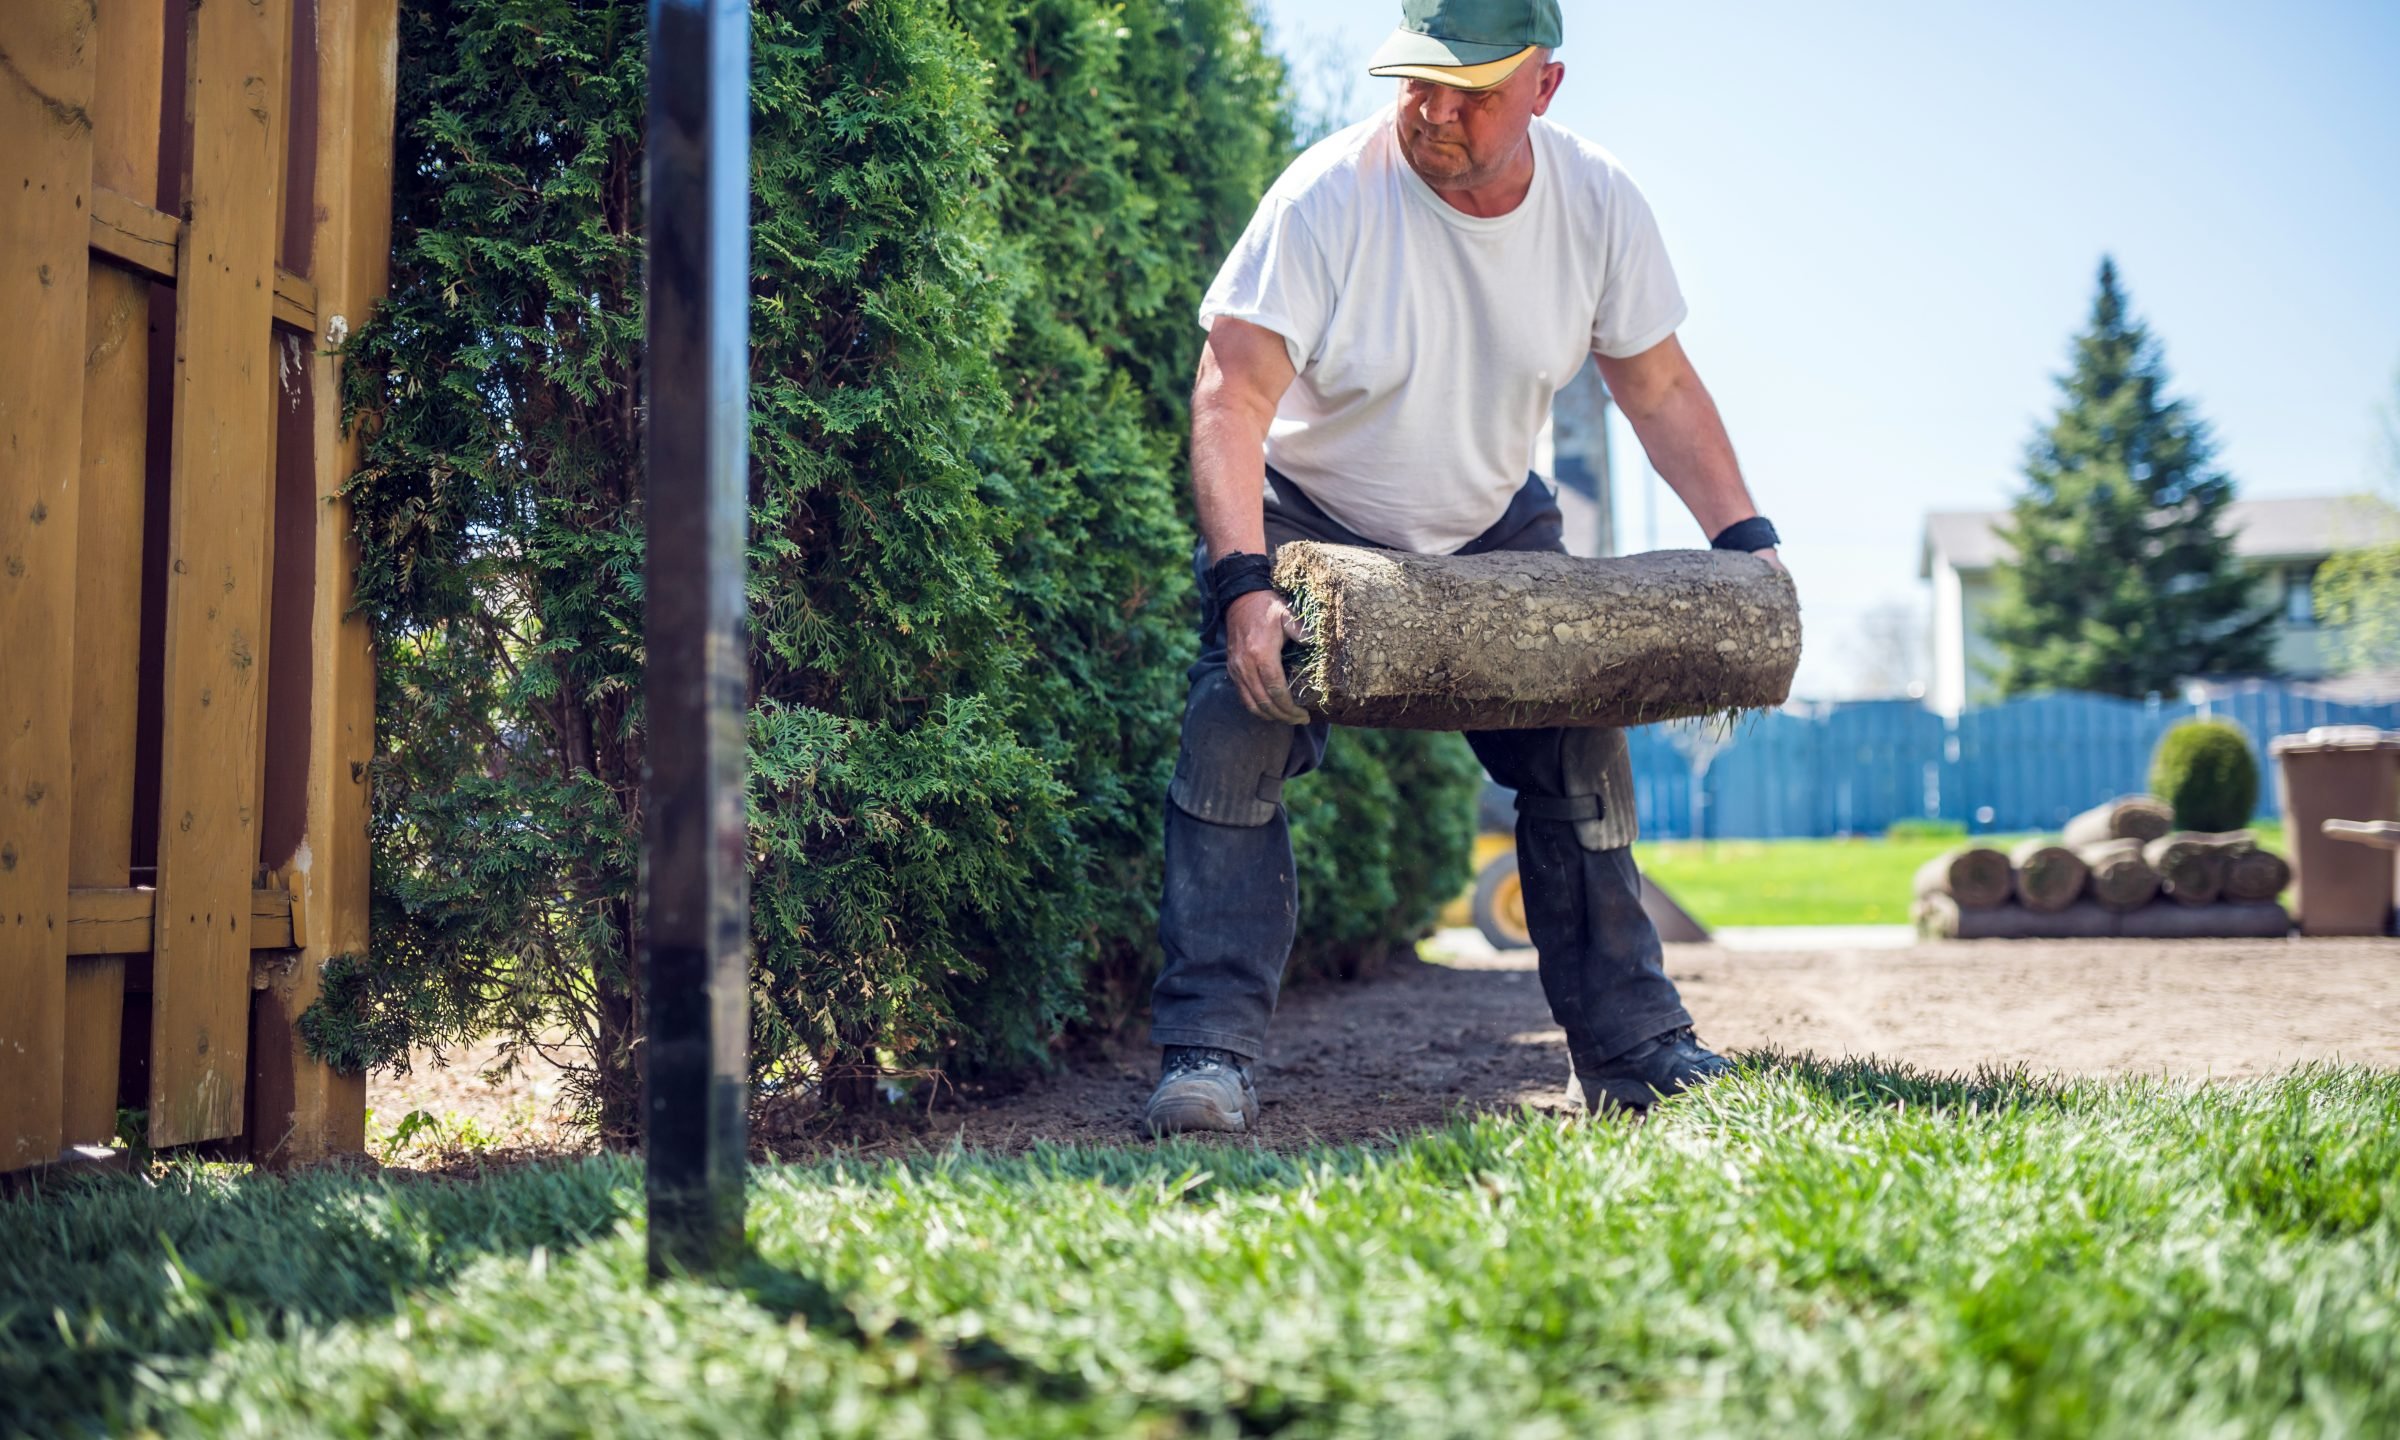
[3,0,398,1173]
[1627,683,2400,840]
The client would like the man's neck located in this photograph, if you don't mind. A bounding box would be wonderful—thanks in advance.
[1400,126,1537,219]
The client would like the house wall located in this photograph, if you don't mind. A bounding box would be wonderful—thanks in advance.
[1931,561,1966,715]
[1931,559,2340,711]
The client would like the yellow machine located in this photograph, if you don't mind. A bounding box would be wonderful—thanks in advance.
[1441,832,1533,947]
[1442,815,1710,950]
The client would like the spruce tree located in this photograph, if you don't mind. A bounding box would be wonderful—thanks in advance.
[1985,258,2273,698]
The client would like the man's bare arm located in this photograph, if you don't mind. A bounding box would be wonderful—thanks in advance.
[1192,318,1311,723]
[1192,318,1297,561]
[1594,334,1780,567]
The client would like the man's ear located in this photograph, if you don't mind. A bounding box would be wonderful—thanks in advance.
[1532,60,1565,116]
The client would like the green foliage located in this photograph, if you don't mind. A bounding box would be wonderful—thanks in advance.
[1984,258,2275,698]
[1288,730,1483,980]
[2149,719,2260,832]
[13,1067,2400,1436]
[2315,540,2400,676]
[323,0,1455,1122]
[1883,818,1967,842]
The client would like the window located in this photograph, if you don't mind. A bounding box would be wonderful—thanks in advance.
[2284,565,2318,628]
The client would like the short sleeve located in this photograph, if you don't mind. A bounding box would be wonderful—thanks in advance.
[1590,170,1687,359]
[1197,196,1336,373]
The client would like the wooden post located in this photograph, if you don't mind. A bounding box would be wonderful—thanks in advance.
[0,0,101,1171]
[63,0,172,1151]
[149,0,292,1148]
[643,0,753,1274]
[248,0,395,1169]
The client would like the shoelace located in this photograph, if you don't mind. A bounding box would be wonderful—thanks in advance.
[1161,1045,1248,1080]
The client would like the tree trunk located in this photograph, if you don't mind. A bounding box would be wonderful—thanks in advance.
[1913,846,2014,910]
[2010,840,2089,913]
[1273,544,1801,731]
[2062,795,2173,849]
[2076,838,2160,911]
[2143,833,2227,906]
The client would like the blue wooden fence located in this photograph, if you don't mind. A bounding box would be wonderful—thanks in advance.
[1626,682,2400,839]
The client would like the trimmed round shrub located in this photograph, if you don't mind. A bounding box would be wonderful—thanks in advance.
[2149,720,2259,833]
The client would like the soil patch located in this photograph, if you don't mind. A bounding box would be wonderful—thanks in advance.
[372,933,2400,1161]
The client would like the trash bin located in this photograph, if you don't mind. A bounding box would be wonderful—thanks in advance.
[2270,726,2400,936]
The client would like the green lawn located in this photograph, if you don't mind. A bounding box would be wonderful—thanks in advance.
[1634,821,2290,928]
[9,1059,2397,1437]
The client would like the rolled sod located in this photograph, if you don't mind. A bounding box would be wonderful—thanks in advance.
[1916,896,2117,940]
[2223,847,2292,903]
[2061,795,2174,850]
[2075,838,2161,912]
[2009,839,2090,914]
[1272,544,1801,731]
[2144,832,2228,906]
[1913,846,2015,911]
[1916,896,2290,940]
[2115,901,2291,940]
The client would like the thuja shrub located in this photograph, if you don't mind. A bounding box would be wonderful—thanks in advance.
[2149,719,2260,834]
[311,0,1475,1124]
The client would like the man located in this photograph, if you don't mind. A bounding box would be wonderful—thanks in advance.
[1144,0,1783,1135]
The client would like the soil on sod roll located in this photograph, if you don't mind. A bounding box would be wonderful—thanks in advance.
[2062,795,2173,850]
[2008,840,2089,914]
[2076,838,2162,911]
[2224,846,2292,903]
[1913,846,2014,910]
[2146,832,2229,906]
[1272,544,1800,731]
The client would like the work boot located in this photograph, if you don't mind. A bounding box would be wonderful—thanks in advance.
[1565,1028,1733,1114]
[1142,1046,1258,1137]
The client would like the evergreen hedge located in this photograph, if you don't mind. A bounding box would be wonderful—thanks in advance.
[309,0,1478,1130]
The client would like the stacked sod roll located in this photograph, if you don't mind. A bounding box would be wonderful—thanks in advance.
[1913,796,2293,940]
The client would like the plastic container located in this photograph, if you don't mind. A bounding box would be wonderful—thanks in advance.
[2269,727,2400,936]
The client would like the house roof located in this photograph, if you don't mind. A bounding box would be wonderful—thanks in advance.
[1919,494,2400,579]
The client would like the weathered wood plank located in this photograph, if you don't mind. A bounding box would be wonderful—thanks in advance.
[64,0,169,1149]
[66,887,154,955]
[63,885,295,957]
[0,0,100,1173]
[251,0,395,1169]
[273,268,317,330]
[149,0,292,1149]
[87,187,180,282]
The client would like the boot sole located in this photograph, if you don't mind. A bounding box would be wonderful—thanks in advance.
[1142,1083,1258,1137]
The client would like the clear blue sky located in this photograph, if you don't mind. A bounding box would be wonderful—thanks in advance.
[1249,0,2400,696]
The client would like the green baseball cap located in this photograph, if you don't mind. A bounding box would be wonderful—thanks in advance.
[1367,0,1564,90]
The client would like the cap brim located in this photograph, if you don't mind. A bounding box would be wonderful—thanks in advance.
[1366,32,1537,90]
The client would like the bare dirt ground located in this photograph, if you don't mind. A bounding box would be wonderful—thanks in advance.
[372,933,2400,1160]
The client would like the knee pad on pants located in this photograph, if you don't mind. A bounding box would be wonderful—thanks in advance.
[1169,670,1308,827]
[1523,727,1639,852]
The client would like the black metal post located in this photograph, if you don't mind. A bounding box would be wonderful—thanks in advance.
[644,0,751,1277]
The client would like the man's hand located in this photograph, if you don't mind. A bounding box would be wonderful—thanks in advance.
[1226,589,1312,724]
[1756,547,1786,574]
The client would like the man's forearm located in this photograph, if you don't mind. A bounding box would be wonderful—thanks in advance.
[1191,393,1272,564]
[1625,373,1757,539]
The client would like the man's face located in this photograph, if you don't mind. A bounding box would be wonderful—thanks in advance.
[1392,56,1564,192]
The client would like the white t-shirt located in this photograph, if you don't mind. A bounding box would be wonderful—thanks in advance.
[1198,105,1687,555]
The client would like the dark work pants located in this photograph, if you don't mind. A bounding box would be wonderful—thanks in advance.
[1151,470,1694,1069]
